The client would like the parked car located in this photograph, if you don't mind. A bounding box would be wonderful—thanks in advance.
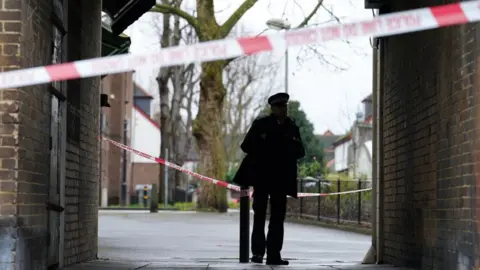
[300,176,332,190]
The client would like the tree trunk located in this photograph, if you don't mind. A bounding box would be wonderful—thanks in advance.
[158,75,170,204]
[157,0,172,205]
[193,61,228,213]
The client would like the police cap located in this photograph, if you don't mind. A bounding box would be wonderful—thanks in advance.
[268,92,289,106]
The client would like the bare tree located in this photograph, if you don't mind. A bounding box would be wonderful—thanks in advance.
[151,0,336,212]
[222,51,280,165]
[152,0,200,203]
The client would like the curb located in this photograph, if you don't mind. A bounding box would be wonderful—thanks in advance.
[98,207,181,211]
[284,216,372,235]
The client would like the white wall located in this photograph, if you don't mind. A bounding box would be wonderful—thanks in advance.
[131,107,201,183]
[357,140,372,180]
[334,140,352,171]
[131,107,160,163]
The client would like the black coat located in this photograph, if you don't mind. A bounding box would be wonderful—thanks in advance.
[232,115,305,198]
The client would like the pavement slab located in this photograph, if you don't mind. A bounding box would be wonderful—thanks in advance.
[62,210,412,270]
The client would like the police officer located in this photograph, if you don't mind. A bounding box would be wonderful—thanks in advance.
[233,92,305,265]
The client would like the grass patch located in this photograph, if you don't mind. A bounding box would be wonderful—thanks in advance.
[106,203,147,209]
[228,202,240,209]
[173,202,195,211]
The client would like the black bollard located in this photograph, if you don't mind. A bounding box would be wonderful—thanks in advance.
[239,186,250,263]
[143,185,148,208]
[150,184,158,213]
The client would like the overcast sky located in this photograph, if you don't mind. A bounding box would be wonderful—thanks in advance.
[125,0,374,135]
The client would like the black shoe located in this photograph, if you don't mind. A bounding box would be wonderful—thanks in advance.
[266,258,289,265]
[251,255,263,264]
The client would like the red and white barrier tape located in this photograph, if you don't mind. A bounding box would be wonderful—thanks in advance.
[102,136,241,192]
[297,188,373,198]
[1,2,480,89]
[101,136,371,198]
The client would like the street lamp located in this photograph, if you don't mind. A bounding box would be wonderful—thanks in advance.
[266,18,291,94]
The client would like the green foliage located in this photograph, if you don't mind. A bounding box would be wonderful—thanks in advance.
[225,164,239,183]
[298,160,322,178]
[288,101,324,165]
[325,171,352,181]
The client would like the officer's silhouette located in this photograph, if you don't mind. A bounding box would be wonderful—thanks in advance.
[233,92,305,266]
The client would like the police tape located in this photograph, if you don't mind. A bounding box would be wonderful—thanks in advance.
[1,1,480,89]
[101,136,242,192]
[101,136,372,198]
[297,188,373,198]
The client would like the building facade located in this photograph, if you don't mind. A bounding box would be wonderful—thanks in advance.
[333,94,373,179]
[130,84,198,203]
[100,72,134,206]
[315,130,342,171]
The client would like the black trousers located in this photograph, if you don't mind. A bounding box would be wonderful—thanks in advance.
[251,189,287,259]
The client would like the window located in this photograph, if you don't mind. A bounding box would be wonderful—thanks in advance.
[51,25,65,92]
[53,0,80,144]
[50,0,67,96]
[100,113,108,134]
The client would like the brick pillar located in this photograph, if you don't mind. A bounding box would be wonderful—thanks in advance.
[0,0,102,268]
[63,0,102,266]
[0,0,52,269]
[380,1,480,269]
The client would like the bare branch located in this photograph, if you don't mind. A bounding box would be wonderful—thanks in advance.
[295,0,324,29]
[151,3,202,38]
[218,0,260,38]
[321,4,341,24]
[222,26,281,163]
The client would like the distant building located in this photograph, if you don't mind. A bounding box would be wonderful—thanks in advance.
[129,85,247,203]
[316,130,342,171]
[99,22,135,206]
[333,94,373,180]
[130,84,199,202]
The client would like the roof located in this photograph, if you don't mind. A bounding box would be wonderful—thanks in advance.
[332,132,352,147]
[101,24,131,57]
[316,134,343,151]
[102,0,156,36]
[362,93,372,103]
[134,83,154,99]
[326,159,335,168]
[134,104,160,130]
[135,106,243,162]
[323,130,335,136]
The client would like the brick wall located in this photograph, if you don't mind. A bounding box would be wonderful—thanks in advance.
[0,0,102,269]
[380,0,479,269]
[131,163,159,199]
[64,0,101,266]
[0,0,51,269]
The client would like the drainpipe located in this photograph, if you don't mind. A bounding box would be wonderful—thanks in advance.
[129,72,136,205]
[121,119,128,206]
[362,36,379,265]
[376,32,385,265]
[99,109,103,206]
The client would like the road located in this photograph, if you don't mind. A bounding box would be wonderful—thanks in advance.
[64,210,409,269]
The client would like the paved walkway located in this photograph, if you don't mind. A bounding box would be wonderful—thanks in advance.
[63,210,410,270]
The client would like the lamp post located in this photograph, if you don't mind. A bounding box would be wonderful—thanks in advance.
[266,18,291,94]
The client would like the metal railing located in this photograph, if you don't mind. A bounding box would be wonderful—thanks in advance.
[287,178,372,226]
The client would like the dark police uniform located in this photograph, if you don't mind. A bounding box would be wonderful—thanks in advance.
[233,93,305,265]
